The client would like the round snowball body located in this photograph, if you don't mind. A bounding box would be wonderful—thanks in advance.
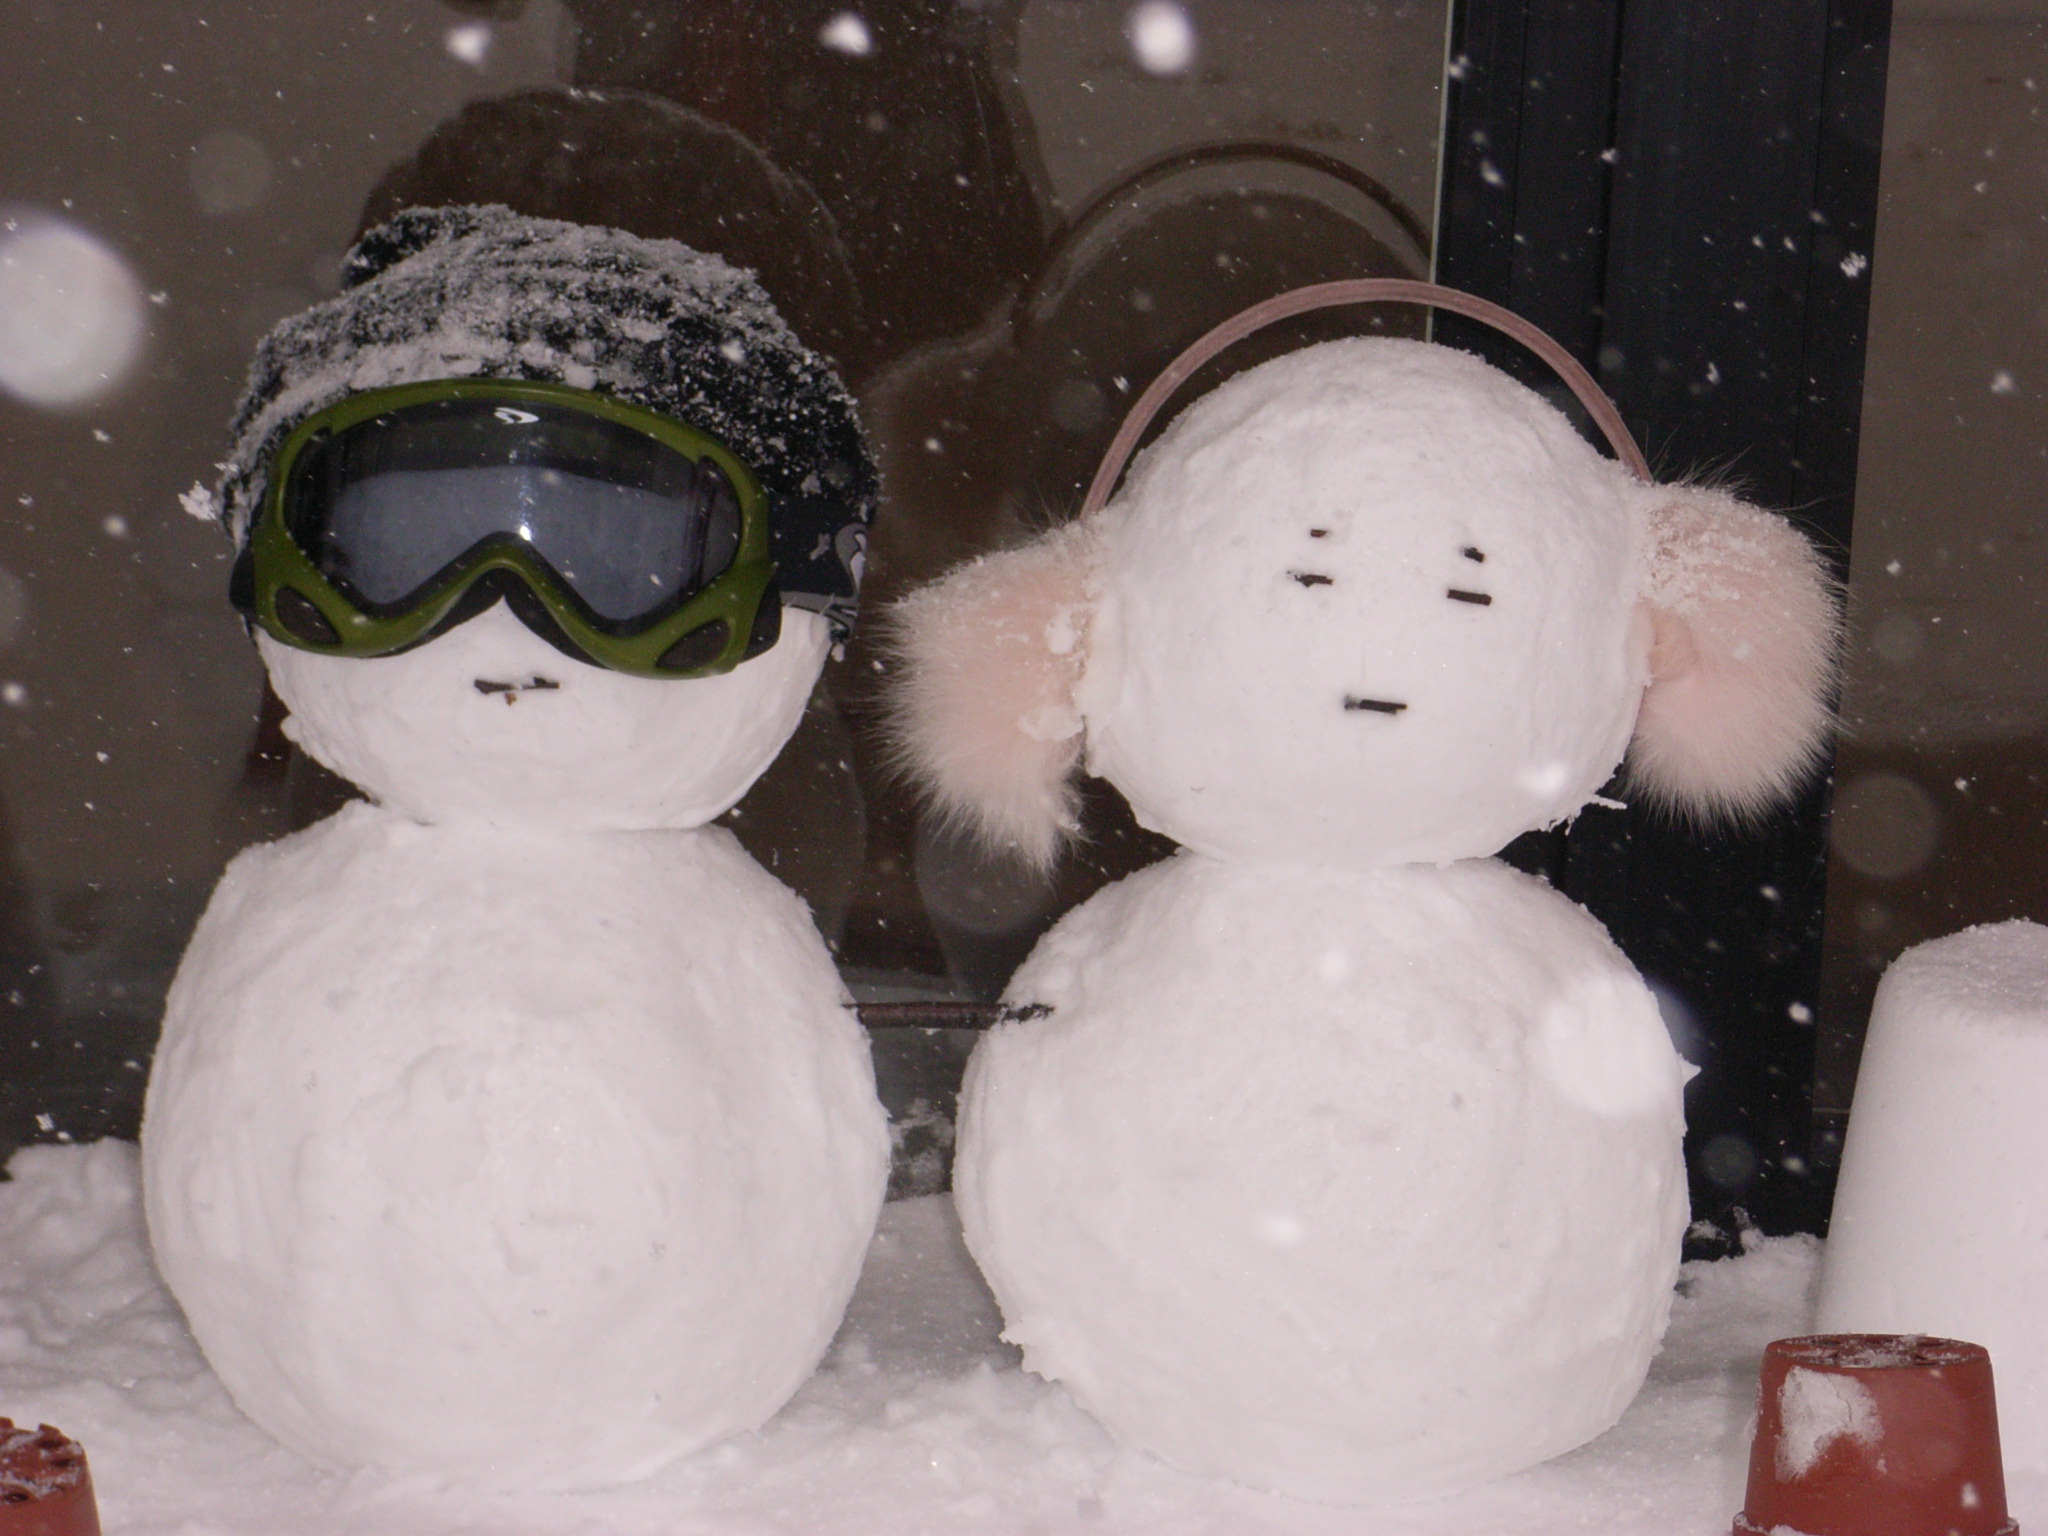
[1815,920,2048,1473]
[954,853,1690,1504]
[143,805,889,1488]
[257,601,829,830]
[1078,337,1646,867]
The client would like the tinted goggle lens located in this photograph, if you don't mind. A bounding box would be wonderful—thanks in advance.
[285,396,742,625]
[240,382,780,678]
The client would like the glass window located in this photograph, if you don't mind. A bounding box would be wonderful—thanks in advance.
[0,1,1452,1155]
[1816,0,2048,1143]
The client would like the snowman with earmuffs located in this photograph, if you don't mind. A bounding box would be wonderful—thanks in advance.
[890,282,1838,1504]
[144,206,890,1490]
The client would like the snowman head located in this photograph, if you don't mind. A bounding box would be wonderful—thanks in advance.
[891,335,1838,869]
[209,206,877,830]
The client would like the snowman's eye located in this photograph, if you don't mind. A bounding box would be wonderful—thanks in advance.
[1447,589,1492,606]
[1291,571,1334,587]
[1309,527,1330,539]
[1462,546,1485,562]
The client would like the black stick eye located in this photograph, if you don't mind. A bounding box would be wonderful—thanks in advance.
[1462,546,1485,562]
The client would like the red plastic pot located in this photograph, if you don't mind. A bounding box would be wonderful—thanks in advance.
[0,1420,100,1536]
[1734,1334,2016,1536]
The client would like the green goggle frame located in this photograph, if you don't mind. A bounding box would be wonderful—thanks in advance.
[232,379,779,679]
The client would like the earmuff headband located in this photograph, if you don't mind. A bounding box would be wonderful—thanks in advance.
[1082,278,1652,517]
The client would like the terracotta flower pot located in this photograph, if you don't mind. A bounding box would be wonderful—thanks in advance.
[0,1421,100,1536]
[1734,1334,2016,1536]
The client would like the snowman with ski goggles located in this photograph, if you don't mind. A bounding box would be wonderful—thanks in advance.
[145,205,889,1490]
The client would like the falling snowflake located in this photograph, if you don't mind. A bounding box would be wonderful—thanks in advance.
[0,213,148,408]
[1126,1,1196,75]
[444,24,491,67]
[819,12,872,56]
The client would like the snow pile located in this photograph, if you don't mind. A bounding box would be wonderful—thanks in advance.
[15,1139,2040,1535]
[1817,918,2048,1473]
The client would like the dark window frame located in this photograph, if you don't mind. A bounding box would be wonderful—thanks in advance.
[1437,0,1894,1237]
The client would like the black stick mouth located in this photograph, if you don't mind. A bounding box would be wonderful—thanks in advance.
[473,675,562,700]
[1343,695,1408,715]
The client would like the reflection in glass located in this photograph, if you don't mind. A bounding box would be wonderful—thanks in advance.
[1817,0,2048,1127]
[0,0,1451,1155]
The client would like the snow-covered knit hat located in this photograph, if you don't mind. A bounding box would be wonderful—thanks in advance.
[212,204,878,639]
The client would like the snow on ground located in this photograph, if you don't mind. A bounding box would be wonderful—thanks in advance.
[0,1140,2040,1535]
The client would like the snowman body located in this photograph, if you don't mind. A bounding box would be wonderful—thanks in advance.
[957,854,1688,1503]
[145,606,891,1488]
[895,336,1836,1501]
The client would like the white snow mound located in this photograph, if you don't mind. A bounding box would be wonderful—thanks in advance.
[1816,918,2048,1474]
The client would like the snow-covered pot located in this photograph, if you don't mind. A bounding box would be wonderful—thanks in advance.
[1733,1334,2016,1536]
[0,1421,99,1536]
[889,311,1839,1502]
[143,208,890,1490]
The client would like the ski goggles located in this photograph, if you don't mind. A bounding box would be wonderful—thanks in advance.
[229,379,782,678]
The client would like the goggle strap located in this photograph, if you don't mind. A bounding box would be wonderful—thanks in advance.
[228,544,257,615]
[768,494,858,619]
[742,579,783,660]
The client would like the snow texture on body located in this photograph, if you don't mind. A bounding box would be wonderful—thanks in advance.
[1816,918,2048,1474]
[21,1140,2041,1536]
[145,805,887,1487]
[890,334,1840,1502]
[259,604,828,829]
[956,855,1690,1502]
